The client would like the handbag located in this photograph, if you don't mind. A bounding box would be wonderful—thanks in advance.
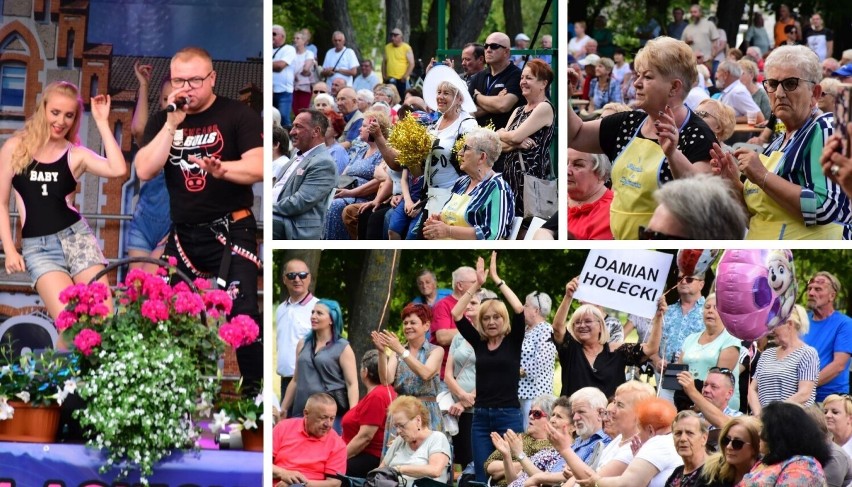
[364,467,407,487]
[518,152,557,219]
[310,351,349,413]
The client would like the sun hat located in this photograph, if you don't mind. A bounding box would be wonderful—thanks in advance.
[515,33,531,42]
[578,54,601,67]
[423,65,477,113]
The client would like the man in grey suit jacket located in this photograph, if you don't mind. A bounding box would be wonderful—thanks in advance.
[273,109,338,239]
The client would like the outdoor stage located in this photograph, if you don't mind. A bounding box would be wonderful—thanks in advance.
[0,442,262,485]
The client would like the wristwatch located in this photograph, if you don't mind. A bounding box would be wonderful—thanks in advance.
[400,349,410,360]
[516,452,527,461]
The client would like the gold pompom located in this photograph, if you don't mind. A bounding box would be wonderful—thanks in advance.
[389,116,434,171]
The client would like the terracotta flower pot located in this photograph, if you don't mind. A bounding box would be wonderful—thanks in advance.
[240,425,263,451]
[0,401,62,443]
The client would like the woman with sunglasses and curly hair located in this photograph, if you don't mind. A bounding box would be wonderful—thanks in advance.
[700,415,762,486]
[0,81,126,321]
[740,402,830,486]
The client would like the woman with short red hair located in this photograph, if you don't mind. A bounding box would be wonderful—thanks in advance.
[371,303,445,455]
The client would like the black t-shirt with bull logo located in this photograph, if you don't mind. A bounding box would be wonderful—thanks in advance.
[141,96,262,224]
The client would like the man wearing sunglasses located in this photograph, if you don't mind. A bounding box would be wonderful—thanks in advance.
[469,32,524,134]
[276,259,318,397]
[802,272,852,402]
[136,46,263,392]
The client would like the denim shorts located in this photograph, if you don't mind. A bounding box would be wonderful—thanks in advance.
[126,213,171,252]
[21,219,108,286]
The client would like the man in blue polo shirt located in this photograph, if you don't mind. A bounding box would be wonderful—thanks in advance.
[412,269,452,307]
[802,271,852,402]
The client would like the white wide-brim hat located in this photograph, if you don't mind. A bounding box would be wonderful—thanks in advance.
[423,65,477,114]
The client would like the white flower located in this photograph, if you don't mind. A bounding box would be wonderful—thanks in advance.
[0,397,14,420]
[253,393,263,408]
[209,410,230,434]
[15,391,30,403]
[242,418,258,430]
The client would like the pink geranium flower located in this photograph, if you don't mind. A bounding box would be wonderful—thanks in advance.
[203,290,233,319]
[218,315,259,348]
[141,299,170,323]
[74,328,102,356]
[55,310,78,331]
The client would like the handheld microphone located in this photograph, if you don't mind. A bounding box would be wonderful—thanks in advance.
[166,97,188,113]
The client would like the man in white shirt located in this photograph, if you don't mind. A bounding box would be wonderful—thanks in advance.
[276,259,319,397]
[353,59,382,92]
[321,31,359,86]
[273,25,296,127]
[715,60,764,125]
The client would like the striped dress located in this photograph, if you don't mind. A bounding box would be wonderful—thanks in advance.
[753,343,820,408]
[764,111,851,233]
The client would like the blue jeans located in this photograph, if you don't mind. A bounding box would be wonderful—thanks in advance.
[273,91,293,127]
[471,407,523,482]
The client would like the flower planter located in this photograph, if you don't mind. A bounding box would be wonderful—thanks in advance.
[0,402,61,443]
[240,426,263,451]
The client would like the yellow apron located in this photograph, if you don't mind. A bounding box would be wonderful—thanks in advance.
[609,118,669,240]
[439,192,473,237]
[744,150,843,240]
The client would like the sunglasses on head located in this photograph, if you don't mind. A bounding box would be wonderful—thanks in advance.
[720,436,750,451]
[638,226,687,240]
[529,410,548,420]
[286,272,310,280]
[709,366,736,385]
[484,43,507,51]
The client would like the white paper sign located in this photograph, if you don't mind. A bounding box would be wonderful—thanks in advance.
[573,249,673,319]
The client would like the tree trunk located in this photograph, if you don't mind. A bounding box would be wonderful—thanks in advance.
[386,0,411,41]
[348,249,401,390]
[504,0,524,43]
[715,0,747,48]
[413,0,440,70]
[277,250,322,301]
[322,0,362,61]
[448,0,495,49]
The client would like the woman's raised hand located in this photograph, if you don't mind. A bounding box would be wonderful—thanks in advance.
[476,256,487,287]
[90,95,112,123]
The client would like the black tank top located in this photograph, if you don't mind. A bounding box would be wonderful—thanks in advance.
[11,147,81,238]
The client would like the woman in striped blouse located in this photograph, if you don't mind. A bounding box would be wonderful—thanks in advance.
[747,304,819,414]
[711,45,850,239]
[421,128,515,240]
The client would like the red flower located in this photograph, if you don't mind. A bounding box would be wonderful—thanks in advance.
[218,315,259,348]
[141,300,170,323]
[55,310,78,331]
[203,290,233,319]
[74,328,102,356]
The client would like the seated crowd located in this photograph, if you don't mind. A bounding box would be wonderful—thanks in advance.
[567,8,852,240]
[272,28,557,240]
[274,256,852,487]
